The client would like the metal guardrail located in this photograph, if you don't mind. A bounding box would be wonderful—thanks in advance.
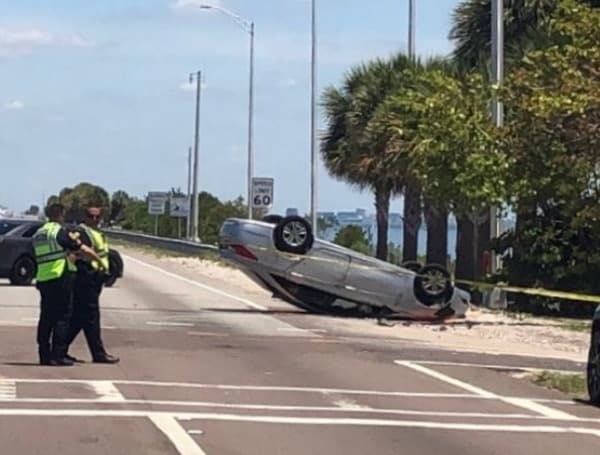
[103,229,218,254]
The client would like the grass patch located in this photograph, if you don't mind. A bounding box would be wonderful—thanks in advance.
[531,371,587,398]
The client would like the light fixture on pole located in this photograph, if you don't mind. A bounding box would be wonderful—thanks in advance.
[490,0,504,273]
[200,4,255,220]
[310,0,318,232]
[189,70,202,242]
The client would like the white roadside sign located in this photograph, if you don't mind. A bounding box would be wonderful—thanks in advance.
[252,178,274,209]
[170,196,190,218]
[147,191,169,216]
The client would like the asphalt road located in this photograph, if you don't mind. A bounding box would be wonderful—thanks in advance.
[1,248,599,454]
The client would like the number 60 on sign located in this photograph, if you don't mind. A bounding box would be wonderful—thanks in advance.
[252,178,274,209]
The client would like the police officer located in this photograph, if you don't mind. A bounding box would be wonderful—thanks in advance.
[66,207,119,364]
[33,203,103,366]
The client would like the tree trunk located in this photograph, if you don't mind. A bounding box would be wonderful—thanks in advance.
[425,201,448,267]
[374,186,391,261]
[402,185,421,263]
[455,215,475,283]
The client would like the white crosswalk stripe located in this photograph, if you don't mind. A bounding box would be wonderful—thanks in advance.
[0,380,17,400]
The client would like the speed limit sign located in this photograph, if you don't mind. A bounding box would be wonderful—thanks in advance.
[252,177,274,209]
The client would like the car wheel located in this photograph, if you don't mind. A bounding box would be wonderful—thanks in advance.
[402,261,422,273]
[262,214,284,225]
[9,255,36,286]
[587,322,600,405]
[273,216,314,255]
[414,263,452,306]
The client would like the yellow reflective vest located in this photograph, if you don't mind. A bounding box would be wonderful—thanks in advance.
[79,224,109,272]
[32,222,77,282]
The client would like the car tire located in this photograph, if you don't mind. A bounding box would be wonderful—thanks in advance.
[587,322,600,406]
[262,214,284,225]
[413,263,453,306]
[402,261,423,273]
[9,255,36,286]
[273,216,314,255]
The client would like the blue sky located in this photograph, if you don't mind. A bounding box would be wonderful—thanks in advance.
[0,0,460,215]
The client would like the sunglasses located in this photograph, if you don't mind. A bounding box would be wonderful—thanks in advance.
[87,214,101,220]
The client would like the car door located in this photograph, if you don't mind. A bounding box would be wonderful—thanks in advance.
[285,241,350,291]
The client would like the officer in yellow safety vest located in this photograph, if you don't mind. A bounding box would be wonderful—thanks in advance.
[65,207,119,364]
[33,203,104,366]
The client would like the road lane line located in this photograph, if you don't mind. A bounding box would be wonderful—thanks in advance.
[122,255,267,311]
[6,378,477,398]
[147,321,195,328]
[88,381,126,402]
[0,409,595,436]
[150,415,207,455]
[396,361,578,420]
[0,380,16,400]
[395,361,497,398]
[412,360,582,375]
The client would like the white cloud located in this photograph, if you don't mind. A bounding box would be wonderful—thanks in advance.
[0,27,94,56]
[4,100,24,110]
[172,0,221,12]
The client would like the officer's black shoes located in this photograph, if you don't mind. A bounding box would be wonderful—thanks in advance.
[40,357,74,367]
[92,354,120,364]
[65,354,85,363]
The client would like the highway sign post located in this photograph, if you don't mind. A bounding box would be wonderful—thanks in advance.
[252,178,274,210]
[148,192,169,235]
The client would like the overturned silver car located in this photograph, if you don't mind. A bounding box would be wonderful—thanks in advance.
[218,215,470,320]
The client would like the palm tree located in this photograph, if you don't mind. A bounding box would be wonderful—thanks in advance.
[321,54,415,260]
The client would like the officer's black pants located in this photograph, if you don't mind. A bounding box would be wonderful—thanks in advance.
[67,275,106,359]
[36,273,75,360]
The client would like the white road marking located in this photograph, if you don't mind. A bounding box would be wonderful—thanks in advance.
[396,361,578,421]
[0,380,16,400]
[412,360,582,375]
[147,321,195,328]
[5,378,477,398]
[150,415,207,455]
[396,361,497,398]
[122,255,267,311]
[88,381,126,402]
[187,331,229,337]
[0,409,595,436]
[0,397,540,419]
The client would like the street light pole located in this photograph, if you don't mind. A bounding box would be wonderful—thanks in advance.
[190,70,202,242]
[199,4,255,220]
[186,146,192,238]
[490,0,504,273]
[310,0,318,232]
[408,0,415,58]
[247,21,255,219]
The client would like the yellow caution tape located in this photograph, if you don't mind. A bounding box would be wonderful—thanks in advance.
[454,279,600,304]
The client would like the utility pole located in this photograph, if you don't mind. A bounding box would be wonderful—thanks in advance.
[190,71,202,242]
[186,146,192,239]
[490,0,504,273]
[247,21,255,219]
[408,0,415,59]
[310,0,318,231]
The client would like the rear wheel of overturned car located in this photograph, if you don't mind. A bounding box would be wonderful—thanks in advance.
[413,263,452,307]
[273,216,314,255]
[9,255,36,286]
[587,322,600,406]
